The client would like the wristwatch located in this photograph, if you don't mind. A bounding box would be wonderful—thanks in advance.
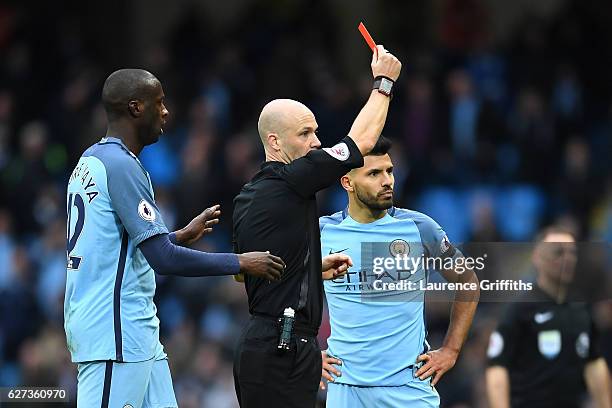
[373,76,394,97]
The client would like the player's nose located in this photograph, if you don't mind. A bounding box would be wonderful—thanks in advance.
[382,173,392,186]
[162,105,169,119]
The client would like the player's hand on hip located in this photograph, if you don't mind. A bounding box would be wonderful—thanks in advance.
[238,252,285,281]
[320,350,342,390]
[371,45,402,82]
[415,346,458,387]
[179,204,221,245]
[321,254,352,280]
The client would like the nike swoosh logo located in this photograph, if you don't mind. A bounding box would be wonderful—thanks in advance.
[329,248,349,255]
[534,312,554,324]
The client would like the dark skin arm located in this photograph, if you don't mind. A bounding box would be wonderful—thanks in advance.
[173,204,221,246]
[416,263,479,386]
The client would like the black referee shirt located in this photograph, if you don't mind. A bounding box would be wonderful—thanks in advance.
[232,136,363,331]
[487,283,601,408]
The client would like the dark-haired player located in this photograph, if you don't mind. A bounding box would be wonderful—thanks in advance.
[319,136,479,407]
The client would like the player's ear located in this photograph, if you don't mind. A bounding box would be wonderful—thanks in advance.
[267,133,281,151]
[128,100,143,118]
[340,174,353,192]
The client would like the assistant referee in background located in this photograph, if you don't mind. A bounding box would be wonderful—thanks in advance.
[232,45,402,407]
[486,226,611,408]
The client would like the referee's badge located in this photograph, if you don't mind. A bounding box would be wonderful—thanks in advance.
[138,199,156,222]
[323,142,350,161]
[487,331,504,358]
[538,330,561,359]
[576,332,589,358]
[389,239,409,257]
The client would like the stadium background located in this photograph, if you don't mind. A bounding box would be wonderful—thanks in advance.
[0,0,611,406]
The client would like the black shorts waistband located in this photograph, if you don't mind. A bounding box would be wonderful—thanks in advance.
[251,314,319,337]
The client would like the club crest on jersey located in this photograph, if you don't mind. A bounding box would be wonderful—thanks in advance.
[323,142,350,161]
[389,239,409,256]
[138,200,156,222]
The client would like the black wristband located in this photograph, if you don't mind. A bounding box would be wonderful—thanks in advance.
[373,76,394,97]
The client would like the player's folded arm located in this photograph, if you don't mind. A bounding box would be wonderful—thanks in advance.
[138,233,239,277]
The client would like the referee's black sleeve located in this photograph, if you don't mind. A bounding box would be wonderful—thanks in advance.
[278,136,364,197]
[587,306,602,361]
[488,303,521,368]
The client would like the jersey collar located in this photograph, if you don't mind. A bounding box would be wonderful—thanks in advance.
[342,206,397,219]
[99,136,127,147]
[98,136,143,165]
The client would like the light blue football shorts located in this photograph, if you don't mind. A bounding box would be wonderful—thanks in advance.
[76,353,177,408]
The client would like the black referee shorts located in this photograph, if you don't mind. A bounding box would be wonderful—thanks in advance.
[233,316,322,408]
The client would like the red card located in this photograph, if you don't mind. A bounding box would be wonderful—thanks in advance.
[358,22,377,53]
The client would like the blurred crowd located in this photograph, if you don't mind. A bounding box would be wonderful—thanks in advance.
[0,0,611,407]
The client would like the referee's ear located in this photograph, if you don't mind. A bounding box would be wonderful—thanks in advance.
[341,174,354,192]
[267,133,281,152]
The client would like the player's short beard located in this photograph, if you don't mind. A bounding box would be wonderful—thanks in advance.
[355,185,393,211]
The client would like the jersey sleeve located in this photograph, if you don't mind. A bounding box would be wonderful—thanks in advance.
[277,136,364,198]
[587,306,602,361]
[410,212,457,259]
[487,304,521,368]
[105,155,169,246]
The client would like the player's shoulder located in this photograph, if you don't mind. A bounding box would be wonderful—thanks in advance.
[388,207,440,228]
[319,210,345,233]
[83,137,146,177]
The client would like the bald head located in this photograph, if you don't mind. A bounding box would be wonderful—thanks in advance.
[257,98,320,162]
[257,99,313,144]
[102,69,160,121]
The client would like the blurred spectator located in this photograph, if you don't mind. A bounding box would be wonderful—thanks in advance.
[0,209,15,290]
[508,87,556,185]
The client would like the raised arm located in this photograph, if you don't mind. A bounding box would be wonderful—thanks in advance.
[348,44,402,155]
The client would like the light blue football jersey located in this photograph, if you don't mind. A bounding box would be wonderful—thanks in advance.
[320,207,451,386]
[64,137,168,363]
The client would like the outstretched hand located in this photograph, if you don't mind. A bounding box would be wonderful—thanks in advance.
[176,204,221,246]
[322,254,352,280]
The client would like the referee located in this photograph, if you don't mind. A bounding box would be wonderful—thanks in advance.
[486,226,611,408]
[232,45,402,407]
